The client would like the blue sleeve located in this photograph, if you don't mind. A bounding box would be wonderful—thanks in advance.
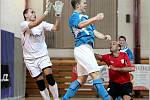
[91,24,96,30]
[127,49,134,61]
[69,14,80,28]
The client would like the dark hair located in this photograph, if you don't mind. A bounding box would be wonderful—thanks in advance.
[71,0,81,9]
[119,36,126,41]
[23,8,29,20]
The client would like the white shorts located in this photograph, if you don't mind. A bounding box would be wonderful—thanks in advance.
[24,55,52,78]
[74,44,99,76]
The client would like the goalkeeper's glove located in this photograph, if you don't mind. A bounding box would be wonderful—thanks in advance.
[53,0,64,17]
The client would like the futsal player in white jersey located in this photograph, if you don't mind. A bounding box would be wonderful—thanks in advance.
[62,0,111,100]
[20,1,63,100]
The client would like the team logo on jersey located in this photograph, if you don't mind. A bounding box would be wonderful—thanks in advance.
[121,59,125,64]
[30,33,42,38]
[110,61,114,64]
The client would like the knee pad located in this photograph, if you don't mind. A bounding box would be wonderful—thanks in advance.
[46,74,55,86]
[36,80,46,91]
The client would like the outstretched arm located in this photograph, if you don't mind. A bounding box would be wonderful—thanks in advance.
[109,65,135,72]
[109,53,135,72]
[93,30,111,40]
[28,1,52,29]
[78,13,104,28]
[51,17,60,32]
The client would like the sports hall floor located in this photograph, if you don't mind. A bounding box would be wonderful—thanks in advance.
[23,96,149,100]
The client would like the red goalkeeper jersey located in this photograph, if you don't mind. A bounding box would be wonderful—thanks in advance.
[102,52,134,84]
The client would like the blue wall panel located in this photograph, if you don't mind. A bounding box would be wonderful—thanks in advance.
[1,30,14,99]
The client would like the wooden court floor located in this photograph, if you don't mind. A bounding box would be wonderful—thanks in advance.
[23,97,149,100]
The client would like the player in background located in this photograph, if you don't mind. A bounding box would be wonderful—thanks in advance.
[119,36,134,63]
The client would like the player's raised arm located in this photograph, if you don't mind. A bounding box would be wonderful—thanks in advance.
[78,13,104,28]
[28,0,52,29]
[51,0,64,32]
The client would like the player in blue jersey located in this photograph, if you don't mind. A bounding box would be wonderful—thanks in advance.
[117,36,134,100]
[119,36,134,63]
[62,0,111,100]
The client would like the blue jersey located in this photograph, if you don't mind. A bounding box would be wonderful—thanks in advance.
[69,11,96,47]
[120,47,134,61]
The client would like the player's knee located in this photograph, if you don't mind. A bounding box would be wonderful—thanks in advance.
[46,74,55,86]
[77,76,87,84]
[123,95,132,100]
[90,71,100,80]
[36,80,46,91]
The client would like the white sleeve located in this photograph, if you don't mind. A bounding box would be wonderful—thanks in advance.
[20,21,30,32]
[42,21,54,31]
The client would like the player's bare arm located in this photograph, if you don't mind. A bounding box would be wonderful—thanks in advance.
[93,30,111,40]
[28,1,52,29]
[78,13,104,28]
[109,65,135,72]
[51,17,60,32]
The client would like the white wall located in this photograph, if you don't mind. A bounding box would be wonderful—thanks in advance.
[140,0,150,58]
[118,0,134,49]
[28,0,43,19]
[1,0,43,38]
[118,0,150,58]
[1,0,24,38]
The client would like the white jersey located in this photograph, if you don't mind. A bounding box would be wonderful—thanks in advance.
[20,21,54,59]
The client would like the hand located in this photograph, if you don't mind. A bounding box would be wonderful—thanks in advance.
[95,13,104,21]
[53,0,64,17]
[44,0,52,15]
[94,53,100,59]
[104,35,111,41]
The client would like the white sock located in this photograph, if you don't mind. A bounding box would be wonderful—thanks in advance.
[40,88,51,100]
[49,82,59,100]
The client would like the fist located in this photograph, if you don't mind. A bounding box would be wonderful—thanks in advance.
[96,13,104,20]
[105,35,111,41]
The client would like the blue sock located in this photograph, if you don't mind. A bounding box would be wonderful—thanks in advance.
[62,80,81,100]
[93,79,110,100]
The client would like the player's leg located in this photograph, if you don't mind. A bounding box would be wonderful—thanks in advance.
[122,95,131,100]
[62,62,88,100]
[62,75,88,100]
[40,55,59,100]
[90,71,110,100]
[24,59,50,100]
[74,44,110,100]
[35,75,51,100]
[62,45,89,99]
[43,67,59,100]
[121,82,133,100]
[107,82,120,100]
